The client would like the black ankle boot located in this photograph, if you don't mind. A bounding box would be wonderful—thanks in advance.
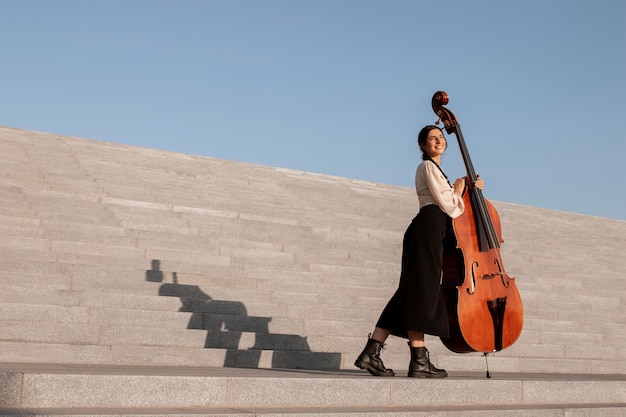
[355,336,395,377]
[407,345,447,378]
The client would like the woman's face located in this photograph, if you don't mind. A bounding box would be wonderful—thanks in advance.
[421,128,447,158]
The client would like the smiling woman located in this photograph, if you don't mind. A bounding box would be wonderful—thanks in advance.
[421,128,447,159]
[354,124,484,378]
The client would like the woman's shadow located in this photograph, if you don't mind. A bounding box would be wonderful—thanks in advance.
[146,259,340,369]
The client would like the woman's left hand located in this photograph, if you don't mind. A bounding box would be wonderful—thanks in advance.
[474,174,485,190]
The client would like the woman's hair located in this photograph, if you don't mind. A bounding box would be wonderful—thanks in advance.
[417,125,444,161]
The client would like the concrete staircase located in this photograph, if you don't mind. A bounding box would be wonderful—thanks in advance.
[0,126,624,416]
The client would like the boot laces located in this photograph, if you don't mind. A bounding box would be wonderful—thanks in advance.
[373,342,387,360]
[424,348,433,371]
[423,348,440,372]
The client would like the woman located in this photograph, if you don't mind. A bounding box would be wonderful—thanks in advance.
[355,125,484,378]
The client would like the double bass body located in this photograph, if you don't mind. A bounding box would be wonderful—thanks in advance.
[432,91,524,354]
[441,192,524,353]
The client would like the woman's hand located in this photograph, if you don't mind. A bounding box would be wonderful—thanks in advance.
[453,177,466,195]
[474,174,484,190]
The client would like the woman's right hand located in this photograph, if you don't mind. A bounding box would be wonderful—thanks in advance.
[453,177,466,196]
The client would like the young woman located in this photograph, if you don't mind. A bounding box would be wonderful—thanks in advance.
[355,125,484,378]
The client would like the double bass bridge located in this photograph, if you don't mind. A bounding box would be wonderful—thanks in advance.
[481,258,511,287]
[481,272,506,279]
[468,259,511,295]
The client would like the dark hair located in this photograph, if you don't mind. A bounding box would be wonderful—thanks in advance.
[417,125,444,161]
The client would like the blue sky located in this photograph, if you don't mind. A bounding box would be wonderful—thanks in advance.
[2,0,625,221]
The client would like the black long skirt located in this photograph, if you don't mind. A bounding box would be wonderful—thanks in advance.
[376,204,451,338]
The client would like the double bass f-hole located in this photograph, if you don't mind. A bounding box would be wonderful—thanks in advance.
[469,261,478,295]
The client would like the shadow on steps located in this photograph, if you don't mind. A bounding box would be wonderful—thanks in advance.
[146,259,341,370]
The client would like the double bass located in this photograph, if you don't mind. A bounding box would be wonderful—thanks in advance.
[432,91,523,355]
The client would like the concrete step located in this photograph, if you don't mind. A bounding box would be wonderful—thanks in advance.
[1,255,623,372]
[0,363,623,416]
[1,309,621,375]
[1,408,624,417]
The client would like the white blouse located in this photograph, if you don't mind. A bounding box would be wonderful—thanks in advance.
[415,160,465,219]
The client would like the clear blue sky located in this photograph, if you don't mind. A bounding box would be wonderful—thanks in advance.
[2,0,625,221]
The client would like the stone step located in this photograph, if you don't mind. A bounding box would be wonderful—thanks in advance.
[0,408,623,417]
[0,247,623,312]
[1,258,622,330]
[1,312,622,374]
[1,332,620,375]
[0,364,623,416]
[0,300,626,362]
